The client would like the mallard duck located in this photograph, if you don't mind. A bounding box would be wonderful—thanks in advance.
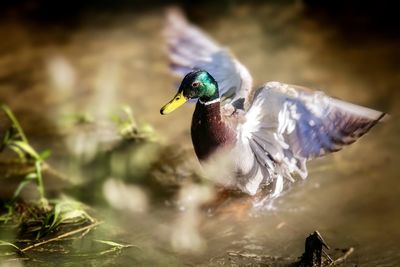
[160,10,387,196]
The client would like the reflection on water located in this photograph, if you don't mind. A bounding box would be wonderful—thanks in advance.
[0,1,399,266]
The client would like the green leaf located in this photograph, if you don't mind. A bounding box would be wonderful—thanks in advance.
[25,173,38,180]
[12,178,34,200]
[35,161,45,201]
[0,205,13,223]
[0,240,20,251]
[49,198,94,229]
[60,210,87,222]
[8,144,26,160]
[39,149,52,160]
[2,129,11,145]
[1,105,28,143]
[122,105,134,121]
[49,202,62,229]
[10,141,41,160]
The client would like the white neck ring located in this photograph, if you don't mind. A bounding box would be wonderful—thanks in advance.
[198,98,220,106]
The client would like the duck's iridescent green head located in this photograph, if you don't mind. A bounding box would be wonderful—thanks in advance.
[160,70,218,115]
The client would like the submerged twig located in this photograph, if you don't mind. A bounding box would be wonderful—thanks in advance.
[330,247,354,266]
[94,240,139,255]
[21,221,102,253]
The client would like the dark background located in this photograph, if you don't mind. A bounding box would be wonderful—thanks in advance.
[0,0,398,38]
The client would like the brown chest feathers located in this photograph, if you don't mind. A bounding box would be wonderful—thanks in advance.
[191,101,236,161]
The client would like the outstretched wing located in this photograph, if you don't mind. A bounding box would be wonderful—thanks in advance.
[164,9,253,105]
[234,81,387,195]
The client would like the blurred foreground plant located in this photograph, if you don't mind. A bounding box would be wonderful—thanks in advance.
[1,105,50,206]
[0,105,95,229]
[112,105,157,142]
[0,105,126,260]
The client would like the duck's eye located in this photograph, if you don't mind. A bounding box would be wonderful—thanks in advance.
[192,82,200,88]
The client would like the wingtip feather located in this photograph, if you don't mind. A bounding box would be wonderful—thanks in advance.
[377,112,390,122]
[330,97,388,122]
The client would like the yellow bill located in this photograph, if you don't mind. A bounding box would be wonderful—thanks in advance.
[160,91,188,115]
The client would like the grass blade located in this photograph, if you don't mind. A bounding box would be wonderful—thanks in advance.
[0,241,20,251]
[1,105,28,143]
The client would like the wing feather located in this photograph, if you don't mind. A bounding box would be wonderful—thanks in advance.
[234,81,387,195]
[164,9,253,104]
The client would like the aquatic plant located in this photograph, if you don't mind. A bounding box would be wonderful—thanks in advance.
[0,105,125,261]
[112,105,157,142]
[1,105,49,205]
